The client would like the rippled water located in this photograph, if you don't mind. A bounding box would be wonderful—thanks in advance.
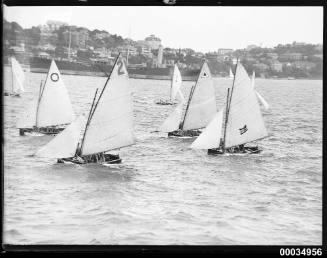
[3,67,322,245]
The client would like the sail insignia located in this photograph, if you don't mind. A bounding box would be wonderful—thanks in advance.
[36,60,75,127]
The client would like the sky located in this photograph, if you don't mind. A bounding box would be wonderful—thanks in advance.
[3,6,323,53]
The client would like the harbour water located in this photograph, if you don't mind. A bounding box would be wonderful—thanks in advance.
[3,68,322,245]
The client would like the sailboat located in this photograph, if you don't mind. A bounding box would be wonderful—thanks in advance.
[191,61,268,154]
[159,61,217,137]
[156,63,185,105]
[35,53,135,165]
[229,67,234,78]
[251,70,270,110]
[17,60,75,136]
[4,57,25,97]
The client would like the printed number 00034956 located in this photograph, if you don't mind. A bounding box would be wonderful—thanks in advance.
[280,248,323,256]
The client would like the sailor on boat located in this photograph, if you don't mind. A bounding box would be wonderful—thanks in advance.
[191,60,268,154]
[17,60,75,136]
[36,53,135,165]
[4,57,26,97]
[159,60,217,138]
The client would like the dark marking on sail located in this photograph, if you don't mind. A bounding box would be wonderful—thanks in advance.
[202,72,207,77]
[239,125,248,135]
[50,73,59,82]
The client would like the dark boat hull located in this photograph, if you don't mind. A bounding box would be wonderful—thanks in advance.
[155,99,177,105]
[168,129,201,137]
[57,153,122,165]
[208,146,262,155]
[19,126,66,136]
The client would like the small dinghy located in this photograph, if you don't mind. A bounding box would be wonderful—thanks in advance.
[4,57,25,97]
[17,60,75,136]
[35,53,135,165]
[155,63,185,105]
[191,61,269,154]
[159,61,217,137]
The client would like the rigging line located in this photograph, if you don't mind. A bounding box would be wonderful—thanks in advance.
[88,53,121,123]
[80,88,99,155]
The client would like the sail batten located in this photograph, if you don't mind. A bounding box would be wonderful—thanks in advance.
[36,60,75,127]
[181,62,217,131]
[81,54,135,156]
[225,63,268,148]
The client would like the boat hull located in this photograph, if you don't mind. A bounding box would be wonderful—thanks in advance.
[155,99,178,105]
[208,146,262,155]
[168,129,201,138]
[57,153,122,165]
[19,126,66,136]
[4,92,20,97]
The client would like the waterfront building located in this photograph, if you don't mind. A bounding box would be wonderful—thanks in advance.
[279,52,303,61]
[269,60,283,72]
[145,34,161,50]
[218,48,233,55]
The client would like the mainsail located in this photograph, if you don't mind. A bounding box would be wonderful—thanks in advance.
[81,54,135,156]
[11,57,25,94]
[191,108,224,149]
[159,103,183,132]
[35,116,84,158]
[224,63,268,148]
[170,64,182,102]
[181,62,217,131]
[36,60,75,127]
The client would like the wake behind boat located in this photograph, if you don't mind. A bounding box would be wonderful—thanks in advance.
[158,61,217,138]
[17,60,75,136]
[4,57,26,97]
[191,60,269,154]
[35,53,135,165]
[155,63,185,105]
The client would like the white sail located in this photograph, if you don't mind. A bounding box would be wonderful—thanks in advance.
[170,64,182,101]
[255,90,270,110]
[182,62,217,131]
[11,57,25,94]
[229,67,234,78]
[35,116,84,158]
[225,63,268,148]
[159,103,183,132]
[191,108,224,149]
[81,54,135,156]
[252,70,270,110]
[36,60,75,127]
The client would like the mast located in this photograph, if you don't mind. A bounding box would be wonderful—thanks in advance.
[79,88,98,155]
[179,60,204,130]
[79,53,121,154]
[222,89,230,153]
[222,58,238,152]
